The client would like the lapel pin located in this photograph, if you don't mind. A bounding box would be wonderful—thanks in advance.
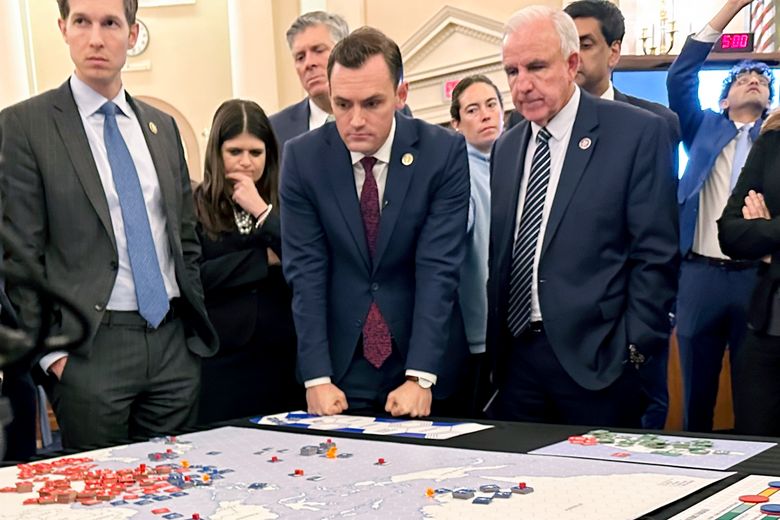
[578,137,591,150]
[149,122,158,135]
[401,153,414,166]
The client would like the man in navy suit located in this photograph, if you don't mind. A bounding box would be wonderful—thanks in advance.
[270,11,350,149]
[564,0,681,430]
[668,0,771,432]
[486,6,678,427]
[281,27,469,417]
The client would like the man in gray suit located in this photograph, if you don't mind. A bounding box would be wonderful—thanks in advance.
[0,0,217,450]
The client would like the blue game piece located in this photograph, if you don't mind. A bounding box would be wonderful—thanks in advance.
[760,504,780,514]
[473,497,493,505]
[163,514,183,520]
[479,484,500,493]
[769,481,780,489]
[219,469,235,474]
[434,488,452,494]
[134,499,154,505]
[142,494,157,499]
[170,492,189,498]
[206,451,221,455]
[452,490,474,500]
[152,495,173,501]
[110,500,129,506]
[249,482,268,490]
[493,491,513,499]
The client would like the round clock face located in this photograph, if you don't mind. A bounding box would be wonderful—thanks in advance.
[127,20,150,57]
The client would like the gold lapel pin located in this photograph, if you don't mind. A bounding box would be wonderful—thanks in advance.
[401,153,414,166]
[149,122,158,135]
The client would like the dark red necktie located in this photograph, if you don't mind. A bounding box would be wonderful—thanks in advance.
[359,156,392,368]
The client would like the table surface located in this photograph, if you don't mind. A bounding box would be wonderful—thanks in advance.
[228,416,780,520]
[3,416,777,519]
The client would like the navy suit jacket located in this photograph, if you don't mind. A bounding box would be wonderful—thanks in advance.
[668,36,764,254]
[280,114,470,398]
[269,98,310,152]
[613,87,681,173]
[487,91,679,391]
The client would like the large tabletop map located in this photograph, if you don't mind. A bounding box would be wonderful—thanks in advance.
[0,426,732,519]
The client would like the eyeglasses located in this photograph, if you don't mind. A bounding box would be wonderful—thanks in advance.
[734,72,771,87]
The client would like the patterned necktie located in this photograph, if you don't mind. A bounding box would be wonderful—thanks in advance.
[507,127,552,337]
[359,156,392,368]
[99,102,169,328]
[730,124,752,192]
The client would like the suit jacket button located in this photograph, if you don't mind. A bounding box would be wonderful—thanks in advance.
[94,304,103,312]
[371,283,379,292]
[355,320,361,327]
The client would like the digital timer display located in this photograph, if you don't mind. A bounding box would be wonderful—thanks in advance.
[714,32,754,52]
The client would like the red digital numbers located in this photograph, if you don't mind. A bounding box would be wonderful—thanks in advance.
[720,33,750,50]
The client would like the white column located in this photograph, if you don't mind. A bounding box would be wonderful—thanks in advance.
[227,0,280,111]
[0,0,33,109]
[300,0,326,14]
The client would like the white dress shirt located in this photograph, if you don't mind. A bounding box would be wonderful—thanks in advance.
[514,86,581,322]
[305,118,437,389]
[308,98,331,130]
[41,74,180,373]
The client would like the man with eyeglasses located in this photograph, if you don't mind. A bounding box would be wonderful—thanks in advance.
[667,0,773,432]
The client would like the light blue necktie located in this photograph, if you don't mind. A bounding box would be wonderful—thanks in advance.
[730,124,752,192]
[99,102,169,328]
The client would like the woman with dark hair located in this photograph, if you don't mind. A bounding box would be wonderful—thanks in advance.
[718,110,780,436]
[194,99,301,423]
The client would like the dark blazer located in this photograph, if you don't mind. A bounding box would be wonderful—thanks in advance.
[718,128,780,331]
[487,91,679,391]
[0,80,218,379]
[669,36,765,254]
[197,212,289,352]
[614,87,681,171]
[280,114,470,398]
[269,98,310,152]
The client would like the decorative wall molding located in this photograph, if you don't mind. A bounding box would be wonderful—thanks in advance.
[401,6,508,124]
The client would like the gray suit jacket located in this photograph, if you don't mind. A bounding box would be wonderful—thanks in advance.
[0,80,217,376]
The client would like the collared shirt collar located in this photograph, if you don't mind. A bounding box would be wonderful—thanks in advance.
[308,97,330,129]
[530,85,581,143]
[350,115,396,165]
[70,74,131,119]
[466,142,490,164]
[601,81,615,101]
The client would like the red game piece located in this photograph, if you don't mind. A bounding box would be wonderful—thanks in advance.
[740,495,770,504]
[294,469,304,476]
[518,482,527,489]
[22,498,38,505]
[152,508,171,515]
[377,458,386,465]
[192,514,201,520]
[270,456,279,463]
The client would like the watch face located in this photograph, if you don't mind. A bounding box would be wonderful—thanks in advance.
[127,20,150,57]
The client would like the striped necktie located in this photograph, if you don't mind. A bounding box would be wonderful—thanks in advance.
[507,127,552,337]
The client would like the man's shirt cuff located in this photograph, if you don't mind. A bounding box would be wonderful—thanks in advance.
[405,369,437,386]
[40,351,68,374]
[304,376,332,389]
[694,24,721,43]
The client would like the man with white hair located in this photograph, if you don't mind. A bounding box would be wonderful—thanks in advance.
[485,6,679,426]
